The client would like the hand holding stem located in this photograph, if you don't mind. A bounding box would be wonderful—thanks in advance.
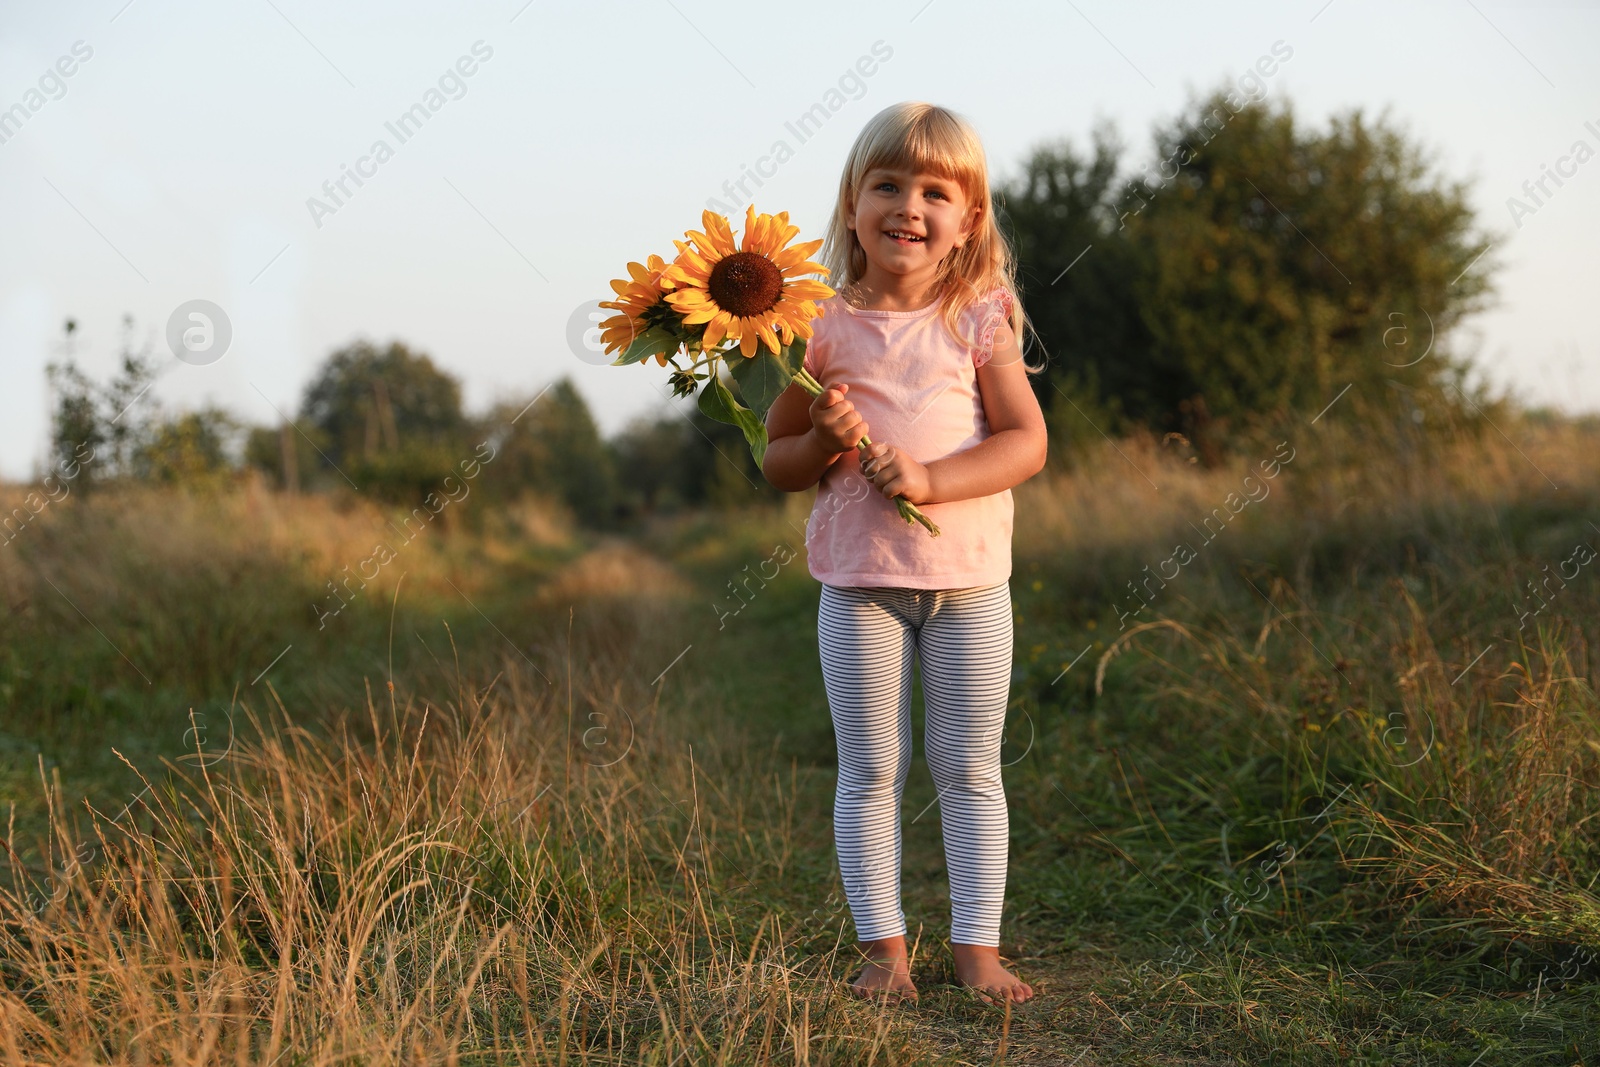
[794,367,940,536]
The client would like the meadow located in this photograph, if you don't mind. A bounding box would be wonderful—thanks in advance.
[1,410,1598,1065]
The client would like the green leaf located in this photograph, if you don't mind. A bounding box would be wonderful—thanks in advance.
[728,337,804,419]
[697,370,768,469]
[612,325,680,367]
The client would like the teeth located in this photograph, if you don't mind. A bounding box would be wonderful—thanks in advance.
[887,231,922,241]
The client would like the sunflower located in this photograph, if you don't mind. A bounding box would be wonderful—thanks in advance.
[662,206,834,358]
[598,253,679,366]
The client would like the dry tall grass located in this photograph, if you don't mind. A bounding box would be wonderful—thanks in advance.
[5,416,1599,1062]
[3,479,950,1063]
[2,654,933,1063]
[1014,415,1600,954]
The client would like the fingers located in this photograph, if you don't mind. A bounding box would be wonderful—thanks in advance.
[862,444,896,484]
[810,382,871,452]
[812,384,855,424]
[833,411,867,449]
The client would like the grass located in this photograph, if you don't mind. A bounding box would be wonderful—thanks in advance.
[1,413,1598,1064]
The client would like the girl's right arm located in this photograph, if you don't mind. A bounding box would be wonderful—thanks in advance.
[760,380,869,491]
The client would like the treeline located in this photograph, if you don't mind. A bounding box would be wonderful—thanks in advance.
[32,84,1513,522]
[41,322,773,526]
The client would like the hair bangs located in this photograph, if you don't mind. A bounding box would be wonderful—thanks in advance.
[853,107,981,203]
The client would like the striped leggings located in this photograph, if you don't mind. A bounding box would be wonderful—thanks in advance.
[817,581,1014,947]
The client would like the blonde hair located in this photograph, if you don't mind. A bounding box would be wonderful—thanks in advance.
[819,101,1036,370]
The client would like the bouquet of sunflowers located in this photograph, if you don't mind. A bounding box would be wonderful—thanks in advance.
[598,206,938,536]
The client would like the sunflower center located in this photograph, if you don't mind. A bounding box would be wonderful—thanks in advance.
[708,252,783,318]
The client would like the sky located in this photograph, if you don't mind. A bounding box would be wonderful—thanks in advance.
[1,0,1597,481]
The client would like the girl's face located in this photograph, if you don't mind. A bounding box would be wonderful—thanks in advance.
[846,166,976,286]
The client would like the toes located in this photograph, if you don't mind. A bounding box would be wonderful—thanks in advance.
[966,978,1033,1004]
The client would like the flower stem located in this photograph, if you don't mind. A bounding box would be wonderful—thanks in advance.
[791,367,940,537]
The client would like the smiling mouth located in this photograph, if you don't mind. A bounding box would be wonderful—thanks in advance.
[884,229,925,244]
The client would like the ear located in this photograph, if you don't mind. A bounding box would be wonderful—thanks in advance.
[954,203,981,249]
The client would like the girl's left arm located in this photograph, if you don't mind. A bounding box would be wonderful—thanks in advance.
[862,324,1047,505]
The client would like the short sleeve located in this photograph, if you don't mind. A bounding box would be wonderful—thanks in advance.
[973,287,1016,369]
[803,303,830,377]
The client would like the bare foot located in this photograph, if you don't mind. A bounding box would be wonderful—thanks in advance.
[848,935,918,1003]
[951,942,1034,1004]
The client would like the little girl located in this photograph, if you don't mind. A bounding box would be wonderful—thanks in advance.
[762,102,1047,1005]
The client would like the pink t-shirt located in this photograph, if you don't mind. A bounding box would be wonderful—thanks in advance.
[801,285,1016,589]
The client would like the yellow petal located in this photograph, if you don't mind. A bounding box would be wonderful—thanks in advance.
[740,205,759,251]
[783,279,835,301]
[755,215,776,254]
[680,306,718,325]
[785,259,830,278]
[701,212,736,257]
[679,231,720,263]
[773,237,824,267]
[703,312,730,349]
[756,318,780,354]
[770,218,801,249]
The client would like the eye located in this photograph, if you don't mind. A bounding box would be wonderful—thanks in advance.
[874,181,896,193]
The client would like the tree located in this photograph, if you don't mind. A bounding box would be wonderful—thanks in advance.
[607,406,779,516]
[481,379,618,526]
[44,316,163,492]
[298,339,469,500]
[1000,87,1502,459]
[43,316,249,492]
[993,121,1147,461]
[680,407,778,510]
[243,421,326,494]
[138,407,241,487]
[611,414,697,513]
